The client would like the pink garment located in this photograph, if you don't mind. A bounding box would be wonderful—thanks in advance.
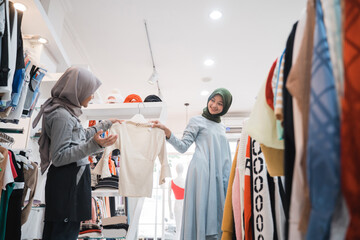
[105,197,111,218]
[91,198,97,223]
[8,151,18,179]
[232,167,242,240]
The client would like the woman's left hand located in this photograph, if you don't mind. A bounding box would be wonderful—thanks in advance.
[94,130,118,147]
[109,119,124,124]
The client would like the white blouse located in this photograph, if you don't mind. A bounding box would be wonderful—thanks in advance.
[94,122,171,197]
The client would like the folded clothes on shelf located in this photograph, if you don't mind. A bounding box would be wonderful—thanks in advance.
[102,228,127,238]
[94,175,119,189]
[103,223,129,230]
[102,215,127,225]
[78,229,102,238]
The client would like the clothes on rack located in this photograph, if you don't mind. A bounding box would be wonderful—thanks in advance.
[341,0,360,239]
[228,1,358,239]
[0,146,37,240]
[0,52,47,123]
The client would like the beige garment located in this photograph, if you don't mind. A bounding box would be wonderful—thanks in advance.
[94,122,171,197]
[245,80,284,150]
[260,144,284,177]
[285,0,316,233]
[275,55,285,121]
[21,162,38,225]
[0,107,12,118]
[0,146,9,203]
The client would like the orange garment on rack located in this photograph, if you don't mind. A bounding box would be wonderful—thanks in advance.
[244,136,253,240]
[88,120,97,163]
[342,0,360,239]
[108,156,116,176]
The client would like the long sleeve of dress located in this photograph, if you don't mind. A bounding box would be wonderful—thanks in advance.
[85,120,112,141]
[167,118,199,153]
[49,116,103,167]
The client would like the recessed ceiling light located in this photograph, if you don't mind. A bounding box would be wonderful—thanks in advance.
[209,10,222,20]
[38,37,48,44]
[204,59,215,66]
[202,77,212,82]
[14,3,27,12]
[201,90,209,96]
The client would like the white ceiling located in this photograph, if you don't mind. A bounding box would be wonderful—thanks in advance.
[20,0,306,134]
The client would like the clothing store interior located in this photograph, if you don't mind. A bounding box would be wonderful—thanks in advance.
[0,0,359,239]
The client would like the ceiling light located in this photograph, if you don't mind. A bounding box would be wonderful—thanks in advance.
[204,59,215,66]
[209,10,222,20]
[201,90,209,96]
[14,3,27,12]
[202,77,212,82]
[38,37,48,44]
[148,70,159,85]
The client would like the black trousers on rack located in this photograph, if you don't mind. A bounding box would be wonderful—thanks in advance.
[42,221,80,240]
[5,188,23,240]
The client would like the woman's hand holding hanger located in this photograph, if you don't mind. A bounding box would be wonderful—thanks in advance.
[151,120,172,139]
[109,119,124,124]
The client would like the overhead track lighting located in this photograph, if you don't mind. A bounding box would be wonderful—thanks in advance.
[144,20,162,98]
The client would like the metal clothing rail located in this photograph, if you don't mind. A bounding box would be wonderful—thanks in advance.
[0,128,24,134]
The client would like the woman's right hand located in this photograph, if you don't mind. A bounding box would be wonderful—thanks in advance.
[94,130,117,147]
[151,120,171,139]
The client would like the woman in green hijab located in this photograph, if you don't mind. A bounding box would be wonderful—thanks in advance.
[153,88,232,240]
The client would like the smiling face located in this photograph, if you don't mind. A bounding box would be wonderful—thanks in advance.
[207,94,224,115]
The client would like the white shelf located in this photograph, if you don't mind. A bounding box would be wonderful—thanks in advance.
[81,102,167,121]
[18,0,71,71]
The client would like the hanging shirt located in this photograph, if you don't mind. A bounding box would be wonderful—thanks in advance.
[251,139,274,240]
[342,0,360,239]
[306,1,340,239]
[95,122,171,198]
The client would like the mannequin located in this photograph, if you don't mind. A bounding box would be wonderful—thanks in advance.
[168,163,185,240]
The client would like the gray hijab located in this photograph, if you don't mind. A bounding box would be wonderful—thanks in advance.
[33,67,102,174]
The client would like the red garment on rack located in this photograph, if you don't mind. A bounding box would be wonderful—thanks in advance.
[244,136,253,240]
[266,59,278,110]
[171,180,184,200]
[342,0,360,239]
[8,151,17,179]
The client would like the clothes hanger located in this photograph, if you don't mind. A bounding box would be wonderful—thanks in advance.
[15,154,34,170]
[128,103,147,124]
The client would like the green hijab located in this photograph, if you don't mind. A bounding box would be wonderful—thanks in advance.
[202,88,232,123]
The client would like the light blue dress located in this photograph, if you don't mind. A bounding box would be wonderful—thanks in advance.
[167,115,232,239]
